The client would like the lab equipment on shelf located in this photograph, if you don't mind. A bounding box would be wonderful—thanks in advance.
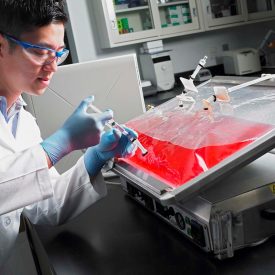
[222,48,261,75]
[139,48,175,92]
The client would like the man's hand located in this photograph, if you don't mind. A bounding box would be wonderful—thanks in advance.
[41,96,113,165]
[84,126,137,177]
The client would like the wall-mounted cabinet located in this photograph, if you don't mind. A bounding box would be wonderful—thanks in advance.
[92,0,202,48]
[156,1,200,35]
[201,0,245,29]
[92,0,275,48]
[245,0,275,21]
[98,0,159,45]
[201,0,275,30]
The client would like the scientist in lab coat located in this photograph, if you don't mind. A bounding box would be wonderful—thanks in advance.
[0,0,137,267]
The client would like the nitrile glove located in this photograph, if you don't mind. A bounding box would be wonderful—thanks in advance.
[41,96,113,165]
[84,126,138,177]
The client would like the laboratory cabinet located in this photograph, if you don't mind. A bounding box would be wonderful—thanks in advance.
[92,0,202,48]
[92,0,275,48]
[201,0,245,29]
[201,0,275,30]
[245,0,275,21]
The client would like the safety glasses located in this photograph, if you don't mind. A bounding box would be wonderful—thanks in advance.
[4,33,69,66]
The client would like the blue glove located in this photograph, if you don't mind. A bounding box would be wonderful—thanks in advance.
[41,96,113,165]
[84,126,138,177]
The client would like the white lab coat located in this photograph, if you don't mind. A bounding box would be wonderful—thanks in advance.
[0,106,107,266]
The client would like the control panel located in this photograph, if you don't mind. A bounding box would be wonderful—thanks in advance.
[124,181,211,252]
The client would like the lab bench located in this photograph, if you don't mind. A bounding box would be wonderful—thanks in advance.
[144,66,275,108]
[28,184,275,275]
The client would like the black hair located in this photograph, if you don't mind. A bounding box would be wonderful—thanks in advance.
[0,0,68,38]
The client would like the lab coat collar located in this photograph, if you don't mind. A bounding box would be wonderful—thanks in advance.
[0,96,27,122]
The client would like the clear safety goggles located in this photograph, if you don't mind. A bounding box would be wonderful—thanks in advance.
[4,33,69,66]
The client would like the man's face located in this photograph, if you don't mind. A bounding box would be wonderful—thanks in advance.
[0,22,65,97]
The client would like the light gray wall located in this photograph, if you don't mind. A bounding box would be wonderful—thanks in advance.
[65,0,275,74]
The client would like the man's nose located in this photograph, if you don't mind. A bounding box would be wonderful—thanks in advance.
[42,58,58,72]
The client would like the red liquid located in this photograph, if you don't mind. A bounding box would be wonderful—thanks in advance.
[123,117,274,188]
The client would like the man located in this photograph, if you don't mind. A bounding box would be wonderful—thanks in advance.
[0,0,137,267]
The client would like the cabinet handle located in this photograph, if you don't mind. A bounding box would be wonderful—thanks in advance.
[110,20,117,30]
[193,8,197,17]
[106,0,117,29]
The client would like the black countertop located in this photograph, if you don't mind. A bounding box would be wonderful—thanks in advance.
[34,184,275,275]
[144,84,183,107]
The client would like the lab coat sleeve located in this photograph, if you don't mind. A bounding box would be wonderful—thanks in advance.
[23,156,107,226]
[0,145,53,215]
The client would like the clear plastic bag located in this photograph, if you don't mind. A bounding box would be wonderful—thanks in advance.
[123,80,275,188]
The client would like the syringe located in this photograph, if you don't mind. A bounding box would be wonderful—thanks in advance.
[89,104,148,156]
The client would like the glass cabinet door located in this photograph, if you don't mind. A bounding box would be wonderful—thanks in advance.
[107,0,159,43]
[246,0,275,20]
[156,0,200,35]
[203,0,245,28]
